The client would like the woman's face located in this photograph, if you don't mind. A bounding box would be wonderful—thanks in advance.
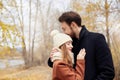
[65,41,73,53]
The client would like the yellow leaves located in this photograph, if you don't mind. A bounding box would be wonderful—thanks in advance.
[0,21,16,31]
[82,15,90,22]
[0,22,6,30]
[85,2,103,13]
[82,15,96,31]
[105,0,110,9]
[73,1,83,12]
[85,3,97,13]
[7,0,16,7]
[0,45,20,58]
[0,1,3,9]
[0,46,11,57]
[0,21,24,50]
[20,41,25,48]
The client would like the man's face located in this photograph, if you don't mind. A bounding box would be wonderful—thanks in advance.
[60,22,75,38]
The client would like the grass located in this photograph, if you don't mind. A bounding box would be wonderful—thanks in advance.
[0,66,52,80]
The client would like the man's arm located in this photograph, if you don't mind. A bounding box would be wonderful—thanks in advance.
[48,58,53,67]
[48,51,63,68]
[95,34,115,80]
[47,48,61,68]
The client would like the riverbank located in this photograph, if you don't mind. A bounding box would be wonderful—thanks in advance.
[0,58,24,69]
[0,66,52,80]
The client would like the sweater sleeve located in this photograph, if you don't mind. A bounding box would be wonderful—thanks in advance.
[52,60,85,80]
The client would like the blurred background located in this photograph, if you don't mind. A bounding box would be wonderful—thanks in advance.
[0,0,120,80]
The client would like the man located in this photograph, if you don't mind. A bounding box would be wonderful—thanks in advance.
[48,11,115,80]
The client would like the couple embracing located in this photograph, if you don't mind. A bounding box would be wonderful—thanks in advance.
[48,11,115,80]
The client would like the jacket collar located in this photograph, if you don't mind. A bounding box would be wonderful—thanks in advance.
[78,25,89,41]
[72,25,89,43]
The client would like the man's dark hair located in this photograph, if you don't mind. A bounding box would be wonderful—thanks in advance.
[58,11,82,27]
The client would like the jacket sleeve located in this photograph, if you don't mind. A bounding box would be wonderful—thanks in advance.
[94,34,115,80]
[48,58,53,67]
[53,60,85,80]
[75,60,85,79]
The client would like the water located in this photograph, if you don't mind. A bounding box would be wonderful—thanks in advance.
[0,62,6,69]
[0,59,24,69]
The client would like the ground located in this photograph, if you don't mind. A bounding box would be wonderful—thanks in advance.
[0,66,52,80]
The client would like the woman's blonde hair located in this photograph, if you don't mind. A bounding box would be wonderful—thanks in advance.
[60,44,73,67]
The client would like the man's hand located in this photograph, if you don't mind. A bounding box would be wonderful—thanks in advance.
[50,48,59,58]
[50,48,62,62]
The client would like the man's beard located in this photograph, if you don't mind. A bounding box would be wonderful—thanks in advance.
[69,26,76,38]
[69,32,76,38]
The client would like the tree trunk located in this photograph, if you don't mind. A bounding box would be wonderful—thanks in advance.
[28,0,32,67]
[105,0,110,48]
[31,0,39,63]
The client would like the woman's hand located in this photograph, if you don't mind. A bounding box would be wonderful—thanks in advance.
[77,48,86,60]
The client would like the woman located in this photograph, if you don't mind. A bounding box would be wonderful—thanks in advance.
[50,30,86,80]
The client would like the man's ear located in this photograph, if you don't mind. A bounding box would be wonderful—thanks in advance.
[71,22,77,28]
